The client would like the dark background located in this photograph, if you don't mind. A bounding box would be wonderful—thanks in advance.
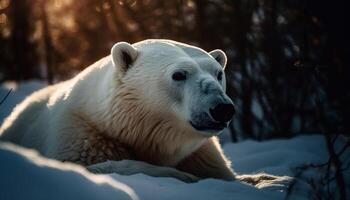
[0,0,347,140]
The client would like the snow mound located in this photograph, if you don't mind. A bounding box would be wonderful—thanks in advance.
[1,135,339,200]
[0,142,138,200]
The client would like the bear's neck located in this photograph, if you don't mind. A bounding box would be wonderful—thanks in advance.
[106,85,207,166]
[66,57,117,122]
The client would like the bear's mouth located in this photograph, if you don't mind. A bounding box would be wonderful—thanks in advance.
[189,120,227,132]
[189,112,229,134]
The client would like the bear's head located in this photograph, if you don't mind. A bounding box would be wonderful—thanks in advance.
[111,40,235,137]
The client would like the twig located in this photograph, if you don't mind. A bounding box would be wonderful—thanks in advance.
[324,134,347,200]
[0,89,12,106]
[337,142,349,157]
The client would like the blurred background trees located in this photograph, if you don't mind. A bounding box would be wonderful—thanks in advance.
[0,0,347,140]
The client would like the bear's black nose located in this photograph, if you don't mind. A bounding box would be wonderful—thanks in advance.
[209,103,235,123]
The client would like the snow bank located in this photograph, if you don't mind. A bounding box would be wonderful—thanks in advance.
[1,135,337,200]
[0,142,138,200]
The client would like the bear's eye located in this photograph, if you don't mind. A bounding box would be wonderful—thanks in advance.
[217,71,223,81]
[172,71,187,81]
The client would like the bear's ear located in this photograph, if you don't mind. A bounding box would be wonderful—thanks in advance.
[111,42,138,74]
[209,49,227,69]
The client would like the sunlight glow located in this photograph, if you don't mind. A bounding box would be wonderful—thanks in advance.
[0,13,6,24]
[3,81,18,91]
[0,0,10,10]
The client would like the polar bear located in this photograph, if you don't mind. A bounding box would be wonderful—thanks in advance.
[0,40,285,185]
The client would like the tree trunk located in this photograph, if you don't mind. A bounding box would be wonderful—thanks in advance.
[10,0,38,80]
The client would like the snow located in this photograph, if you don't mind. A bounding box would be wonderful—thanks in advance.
[224,136,328,175]
[0,80,349,200]
[0,80,46,124]
[2,135,333,200]
[251,95,263,120]
[0,143,138,200]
